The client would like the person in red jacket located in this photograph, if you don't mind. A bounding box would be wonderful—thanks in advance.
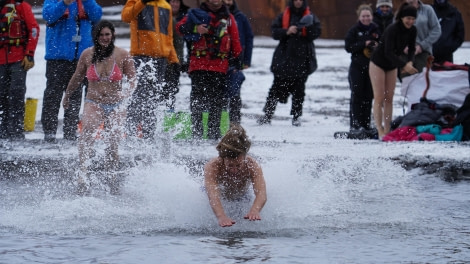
[177,0,242,140]
[0,0,39,140]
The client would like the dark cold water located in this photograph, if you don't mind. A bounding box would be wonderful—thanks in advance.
[2,31,470,263]
[1,138,470,264]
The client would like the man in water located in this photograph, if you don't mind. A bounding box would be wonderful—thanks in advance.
[204,124,267,227]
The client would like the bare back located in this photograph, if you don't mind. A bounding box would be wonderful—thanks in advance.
[206,156,260,200]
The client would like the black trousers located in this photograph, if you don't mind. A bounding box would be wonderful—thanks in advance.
[190,71,226,140]
[227,95,242,124]
[0,62,27,139]
[126,56,167,139]
[41,60,84,140]
[163,62,181,110]
[348,63,373,129]
[263,76,307,119]
[225,68,245,124]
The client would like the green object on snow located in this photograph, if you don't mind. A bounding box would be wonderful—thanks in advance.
[164,110,230,140]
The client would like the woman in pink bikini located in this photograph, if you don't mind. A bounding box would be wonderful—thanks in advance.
[63,20,136,179]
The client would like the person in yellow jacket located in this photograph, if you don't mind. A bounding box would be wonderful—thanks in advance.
[122,0,179,140]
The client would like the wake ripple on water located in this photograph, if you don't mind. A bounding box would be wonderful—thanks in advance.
[0,146,422,236]
[1,139,470,263]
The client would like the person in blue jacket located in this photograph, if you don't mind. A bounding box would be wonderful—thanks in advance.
[223,0,253,124]
[41,0,102,142]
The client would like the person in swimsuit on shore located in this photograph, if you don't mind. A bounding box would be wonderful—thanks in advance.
[204,124,267,227]
[63,20,136,179]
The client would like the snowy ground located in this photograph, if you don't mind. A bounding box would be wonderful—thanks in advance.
[1,24,470,181]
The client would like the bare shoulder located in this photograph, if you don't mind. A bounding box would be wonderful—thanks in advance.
[115,47,131,60]
[245,156,261,169]
[78,47,93,65]
[115,46,130,55]
[205,157,222,170]
[204,157,223,176]
[81,47,94,58]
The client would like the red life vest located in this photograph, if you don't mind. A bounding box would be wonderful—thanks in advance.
[0,1,27,46]
[191,16,232,60]
[282,6,311,36]
[47,0,88,27]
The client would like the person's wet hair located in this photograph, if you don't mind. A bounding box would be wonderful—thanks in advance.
[92,20,116,63]
[216,123,251,158]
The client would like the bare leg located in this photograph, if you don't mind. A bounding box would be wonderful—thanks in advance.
[383,69,397,135]
[104,108,126,194]
[369,62,385,138]
[79,102,104,171]
[104,108,125,171]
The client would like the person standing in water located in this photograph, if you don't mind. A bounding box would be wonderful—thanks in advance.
[63,21,136,189]
[204,124,267,227]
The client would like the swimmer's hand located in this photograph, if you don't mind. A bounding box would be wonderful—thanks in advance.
[218,215,236,227]
[244,211,262,221]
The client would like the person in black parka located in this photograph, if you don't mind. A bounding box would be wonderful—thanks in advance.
[431,0,465,64]
[373,0,394,35]
[454,93,470,141]
[224,0,254,124]
[345,4,380,134]
[163,0,190,110]
[258,0,321,127]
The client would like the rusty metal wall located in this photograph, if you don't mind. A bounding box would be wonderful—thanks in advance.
[27,0,470,41]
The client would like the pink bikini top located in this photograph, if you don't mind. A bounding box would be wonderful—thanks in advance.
[86,59,123,82]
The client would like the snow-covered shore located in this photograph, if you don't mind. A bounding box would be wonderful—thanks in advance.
[1,24,470,181]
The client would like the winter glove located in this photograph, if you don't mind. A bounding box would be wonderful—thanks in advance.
[228,56,242,70]
[21,56,34,71]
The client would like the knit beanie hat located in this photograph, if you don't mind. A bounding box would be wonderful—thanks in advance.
[376,0,393,8]
[398,4,418,18]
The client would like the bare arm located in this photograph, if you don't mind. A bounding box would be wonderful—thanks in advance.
[244,158,267,221]
[204,159,236,227]
[63,48,90,109]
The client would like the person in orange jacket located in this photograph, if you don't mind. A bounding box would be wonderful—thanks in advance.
[122,0,179,140]
[0,0,39,140]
